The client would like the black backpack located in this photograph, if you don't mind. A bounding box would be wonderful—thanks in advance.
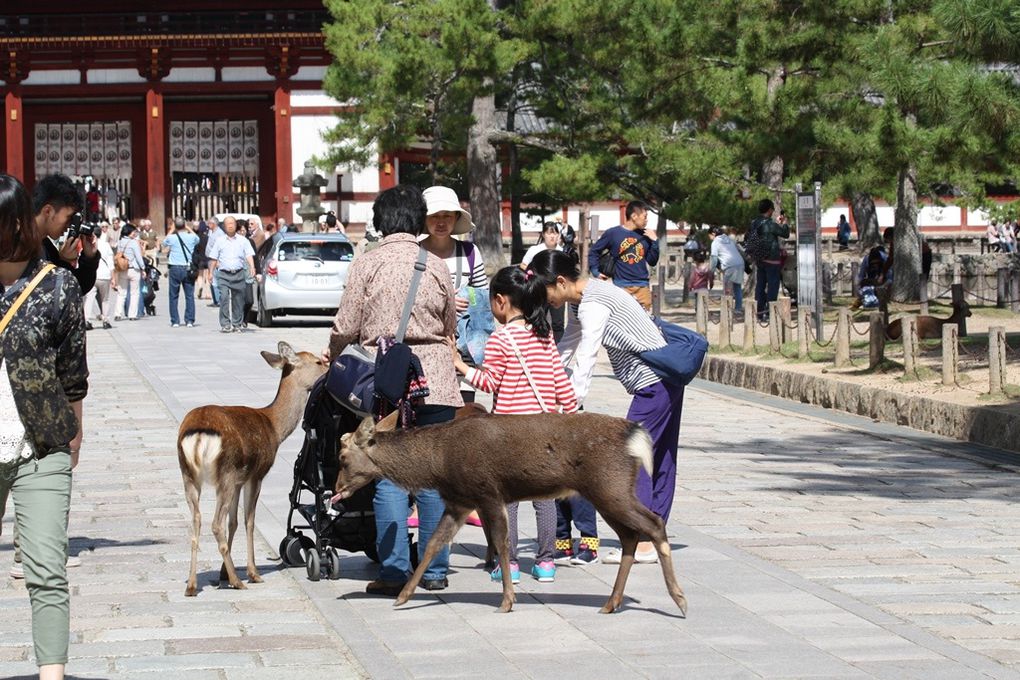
[743,216,770,263]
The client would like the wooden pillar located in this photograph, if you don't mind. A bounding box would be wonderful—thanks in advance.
[768,301,781,351]
[777,297,792,344]
[719,295,732,348]
[869,311,885,369]
[144,88,166,230]
[835,307,851,368]
[902,316,919,377]
[274,86,293,221]
[797,308,810,358]
[743,299,755,352]
[850,261,860,298]
[695,290,709,337]
[1011,270,1020,314]
[988,326,1006,395]
[951,283,967,337]
[942,323,958,387]
[996,268,1008,309]
[4,91,23,181]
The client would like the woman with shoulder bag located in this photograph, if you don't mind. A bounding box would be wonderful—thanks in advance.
[324,184,462,596]
[0,174,88,679]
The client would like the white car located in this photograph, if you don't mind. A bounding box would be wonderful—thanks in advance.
[253,232,353,327]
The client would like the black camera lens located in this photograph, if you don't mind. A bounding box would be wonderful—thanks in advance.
[68,212,83,230]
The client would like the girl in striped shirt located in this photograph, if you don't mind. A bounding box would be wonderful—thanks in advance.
[452,266,577,584]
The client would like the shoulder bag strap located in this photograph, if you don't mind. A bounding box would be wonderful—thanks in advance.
[0,264,57,337]
[175,233,193,262]
[503,329,550,413]
[453,240,463,290]
[395,247,429,343]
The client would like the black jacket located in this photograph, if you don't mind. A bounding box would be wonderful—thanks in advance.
[43,238,100,295]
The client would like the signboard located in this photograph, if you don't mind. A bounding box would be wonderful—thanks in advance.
[795,183,824,340]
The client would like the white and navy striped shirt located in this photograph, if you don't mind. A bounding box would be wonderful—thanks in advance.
[558,277,665,401]
[443,239,488,290]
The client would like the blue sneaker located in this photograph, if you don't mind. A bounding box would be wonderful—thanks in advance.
[532,560,556,582]
[490,561,520,584]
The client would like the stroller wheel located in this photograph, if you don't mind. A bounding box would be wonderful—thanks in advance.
[306,550,321,582]
[325,548,341,580]
[279,535,305,567]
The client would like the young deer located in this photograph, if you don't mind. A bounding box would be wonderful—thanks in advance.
[334,410,688,615]
[886,298,971,340]
[178,341,326,597]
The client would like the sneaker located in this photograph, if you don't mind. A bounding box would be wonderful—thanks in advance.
[171,323,180,328]
[570,548,599,565]
[532,561,556,582]
[232,325,243,333]
[207,303,219,307]
[490,561,520,584]
[85,321,94,331]
[420,577,449,591]
[9,563,23,579]
[220,327,233,333]
[66,554,82,568]
[553,548,574,566]
[601,548,658,565]
[102,321,112,329]
[186,322,194,328]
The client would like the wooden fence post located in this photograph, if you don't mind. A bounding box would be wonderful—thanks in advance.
[823,262,833,305]
[835,307,851,368]
[769,301,781,352]
[989,326,1006,395]
[850,261,860,299]
[798,307,810,358]
[778,298,792,344]
[902,315,919,377]
[942,323,958,387]
[719,295,732,348]
[951,283,968,337]
[869,311,885,369]
[743,299,756,352]
[1011,270,1020,314]
[681,261,692,303]
[695,289,709,337]
[997,268,1008,309]
[836,262,845,297]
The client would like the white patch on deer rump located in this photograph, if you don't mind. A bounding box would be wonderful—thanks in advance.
[180,432,223,483]
[626,427,654,476]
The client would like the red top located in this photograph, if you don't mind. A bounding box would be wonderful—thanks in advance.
[466,324,578,415]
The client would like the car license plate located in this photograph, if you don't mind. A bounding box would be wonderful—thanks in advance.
[308,275,330,287]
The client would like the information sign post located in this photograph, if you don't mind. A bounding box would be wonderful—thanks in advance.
[795,182,824,341]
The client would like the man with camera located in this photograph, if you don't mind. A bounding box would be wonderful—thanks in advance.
[33,174,101,296]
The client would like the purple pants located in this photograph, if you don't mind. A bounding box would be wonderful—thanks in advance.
[626,381,685,523]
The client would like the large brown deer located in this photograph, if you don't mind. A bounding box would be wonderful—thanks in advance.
[178,341,326,596]
[334,410,688,615]
[886,298,971,340]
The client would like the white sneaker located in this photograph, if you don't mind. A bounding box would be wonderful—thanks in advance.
[66,554,82,568]
[601,548,659,565]
[9,563,23,579]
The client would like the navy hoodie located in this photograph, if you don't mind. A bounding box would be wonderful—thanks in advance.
[588,225,660,286]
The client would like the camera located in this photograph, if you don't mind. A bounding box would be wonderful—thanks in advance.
[66,212,102,239]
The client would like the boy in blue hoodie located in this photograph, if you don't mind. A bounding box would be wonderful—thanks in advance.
[588,200,660,310]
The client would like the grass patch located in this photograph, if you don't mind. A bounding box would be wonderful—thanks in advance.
[977,384,1020,401]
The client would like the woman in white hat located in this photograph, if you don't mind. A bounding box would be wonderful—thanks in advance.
[420,185,488,528]
[421,186,488,310]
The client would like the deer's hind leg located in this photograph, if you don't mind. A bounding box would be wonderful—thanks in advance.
[476,500,515,613]
[598,498,687,616]
[183,475,202,597]
[243,478,264,583]
[212,483,246,590]
[395,504,469,607]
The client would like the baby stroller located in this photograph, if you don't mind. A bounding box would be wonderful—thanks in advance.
[280,375,418,581]
[142,256,160,316]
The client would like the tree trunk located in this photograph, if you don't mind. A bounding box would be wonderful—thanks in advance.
[851,192,882,252]
[891,163,921,301]
[467,89,505,272]
[506,96,525,264]
[762,65,787,211]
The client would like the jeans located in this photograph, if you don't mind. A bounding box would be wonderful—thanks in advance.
[0,451,72,665]
[754,262,782,319]
[167,265,196,325]
[373,405,454,582]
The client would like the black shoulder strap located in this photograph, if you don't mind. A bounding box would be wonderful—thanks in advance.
[175,233,193,260]
[396,247,428,343]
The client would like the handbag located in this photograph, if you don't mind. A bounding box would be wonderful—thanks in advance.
[0,264,56,467]
[327,247,429,416]
[639,317,709,387]
[598,247,617,279]
[175,233,199,283]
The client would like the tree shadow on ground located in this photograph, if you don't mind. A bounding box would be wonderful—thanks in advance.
[692,430,1018,503]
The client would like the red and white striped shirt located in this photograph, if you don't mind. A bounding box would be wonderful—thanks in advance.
[465,324,578,415]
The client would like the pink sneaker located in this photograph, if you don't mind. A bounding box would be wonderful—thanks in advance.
[407,515,420,528]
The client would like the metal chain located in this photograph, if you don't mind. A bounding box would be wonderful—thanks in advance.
[807,321,839,348]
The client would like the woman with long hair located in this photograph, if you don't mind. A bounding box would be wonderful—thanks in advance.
[0,174,88,679]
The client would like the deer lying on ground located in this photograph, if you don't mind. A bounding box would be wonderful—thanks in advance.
[886,298,971,340]
[333,409,688,615]
[178,341,326,597]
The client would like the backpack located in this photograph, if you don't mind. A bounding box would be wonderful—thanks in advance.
[743,217,770,263]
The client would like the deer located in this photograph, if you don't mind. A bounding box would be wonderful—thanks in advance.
[886,298,971,340]
[333,409,689,616]
[177,341,326,597]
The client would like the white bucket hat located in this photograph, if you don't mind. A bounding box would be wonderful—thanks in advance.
[423,186,473,235]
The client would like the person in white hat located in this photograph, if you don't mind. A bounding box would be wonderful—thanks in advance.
[419,185,488,529]
[421,186,488,310]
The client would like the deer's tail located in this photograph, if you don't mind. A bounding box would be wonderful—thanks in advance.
[625,424,654,477]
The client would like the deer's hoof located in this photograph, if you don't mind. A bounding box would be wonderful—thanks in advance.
[184,584,198,597]
[228,580,247,590]
[393,594,410,607]
[677,595,689,618]
[248,571,263,584]
[497,601,514,613]
[599,598,621,614]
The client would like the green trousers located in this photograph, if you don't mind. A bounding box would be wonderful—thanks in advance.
[0,451,72,666]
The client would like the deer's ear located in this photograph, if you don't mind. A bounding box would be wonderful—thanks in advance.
[261,351,285,369]
[353,416,376,444]
[375,411,399,432]
[277,341,299,364]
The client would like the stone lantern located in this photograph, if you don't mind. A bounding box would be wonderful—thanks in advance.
[293,160,329,231]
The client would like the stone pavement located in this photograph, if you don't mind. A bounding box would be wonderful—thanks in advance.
[0,300,1017,679]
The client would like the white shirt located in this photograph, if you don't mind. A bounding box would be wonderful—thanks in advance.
[96,237,114,280]
[209,234,254,272]
[521,243,561,266]
[204,228,226,258]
